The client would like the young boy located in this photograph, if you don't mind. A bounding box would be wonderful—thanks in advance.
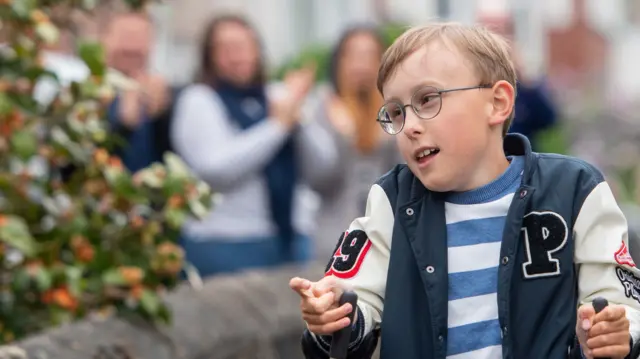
[290,22,640,359]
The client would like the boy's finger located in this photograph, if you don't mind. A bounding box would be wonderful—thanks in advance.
[590,343,631,358]
[593,305,626,324]
[578,304,596,319]
[588,318,630,338]
[307,316,351,336]
[300,292,334,314]
[303,303,353,325]
[577,304,596,331]
[289,277,313,297]
[586,330,630,349]
[302,291,336,314]
[312,284,332,298]
[312,276,339,297]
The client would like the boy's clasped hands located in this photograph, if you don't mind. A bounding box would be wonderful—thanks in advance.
[291,275,632,358]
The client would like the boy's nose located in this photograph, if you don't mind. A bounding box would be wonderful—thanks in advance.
[402,110,425,138]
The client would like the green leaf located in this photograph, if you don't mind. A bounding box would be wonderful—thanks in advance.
[162,176,186,197]
[79,80,101,98]
[77,42,106,77]
[164,208,186,230]
[107,171,147,203]
[188,198,209,219]
[51,126,87,161]
[68,214,89,234]
[81,0,99,10]
[50,309,75,326]
[23,67,58,83]
[10,0,36,18]
[136,168,163,188]
[34,267,52,292]
[156,304,172,324]
[0,92,13,116]
[70,81,82,99]
[12,270,31,291]
[139,289,160,316]
[9,130,38,161]
[0,215,38,257]
[101,269,127,286]
[122,0,147,11]
[65,267,83,297]
[35,21,60,45]
[163,153,191,178]
[10,92,40,115]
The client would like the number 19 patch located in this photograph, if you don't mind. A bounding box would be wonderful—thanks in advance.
[325,230,372,279]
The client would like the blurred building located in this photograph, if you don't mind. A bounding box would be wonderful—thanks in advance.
[149,0,639,106]
[4,0,631,107]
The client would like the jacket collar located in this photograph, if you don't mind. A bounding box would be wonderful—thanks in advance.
[503,133,537,184]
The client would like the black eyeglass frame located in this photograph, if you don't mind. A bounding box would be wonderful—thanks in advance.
[376,84,493,135]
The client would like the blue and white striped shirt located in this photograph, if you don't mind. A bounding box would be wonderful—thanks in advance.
[444,156,524,359]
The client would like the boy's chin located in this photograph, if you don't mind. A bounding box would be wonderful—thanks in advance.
[416,172,456,193]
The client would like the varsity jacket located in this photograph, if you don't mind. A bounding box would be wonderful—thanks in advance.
[302,134,640,359]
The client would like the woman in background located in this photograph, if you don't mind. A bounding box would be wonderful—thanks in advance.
[171,15,337,277]
[309,26,402,259]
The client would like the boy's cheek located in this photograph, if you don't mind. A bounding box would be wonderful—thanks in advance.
[396,138,413,163]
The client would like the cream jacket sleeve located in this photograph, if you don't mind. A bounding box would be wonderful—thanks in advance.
[574,181,640,347]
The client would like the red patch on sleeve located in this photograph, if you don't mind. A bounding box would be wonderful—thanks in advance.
[615,241,636,267]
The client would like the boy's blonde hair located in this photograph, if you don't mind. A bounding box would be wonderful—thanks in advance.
[377,22,517,137]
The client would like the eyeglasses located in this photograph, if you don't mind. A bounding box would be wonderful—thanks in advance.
[376,84,493,135]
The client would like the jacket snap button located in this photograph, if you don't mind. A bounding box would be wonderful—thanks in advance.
[426,266,435,273]
[520,189,528,198]
[502,326,508,335]
[406,208,414,216]
[501,256,509,265]
[438,335,444,342]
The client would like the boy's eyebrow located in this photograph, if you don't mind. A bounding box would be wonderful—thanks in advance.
[384,79,445,102]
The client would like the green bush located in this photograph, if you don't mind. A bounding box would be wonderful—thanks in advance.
[0,0,212,342]
[535,125,569,155]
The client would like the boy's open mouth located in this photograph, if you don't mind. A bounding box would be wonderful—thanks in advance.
[415,147,440,164]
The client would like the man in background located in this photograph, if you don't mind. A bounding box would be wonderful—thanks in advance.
[33,4,174,172]
[103,11,174,172]
[479,16,559,150]
[509,50,559,150]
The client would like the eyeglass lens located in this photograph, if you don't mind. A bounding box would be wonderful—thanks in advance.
[378,86,443,134]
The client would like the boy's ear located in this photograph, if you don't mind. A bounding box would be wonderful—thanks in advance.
[488,80,515,126]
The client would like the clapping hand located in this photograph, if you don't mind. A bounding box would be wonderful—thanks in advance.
[270,64,316,129]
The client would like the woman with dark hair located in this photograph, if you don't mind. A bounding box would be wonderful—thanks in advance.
[308,26,402,259]
[170,15,337,277]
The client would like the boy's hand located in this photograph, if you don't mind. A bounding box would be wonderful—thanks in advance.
[289,276,355,335]
[576,303,630,359]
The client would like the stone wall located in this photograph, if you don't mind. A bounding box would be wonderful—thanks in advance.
[0,262,328,359]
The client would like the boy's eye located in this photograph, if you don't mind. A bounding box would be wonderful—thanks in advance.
[419,94,438,106]
[413,86,440,110]
[381,103,404,121]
